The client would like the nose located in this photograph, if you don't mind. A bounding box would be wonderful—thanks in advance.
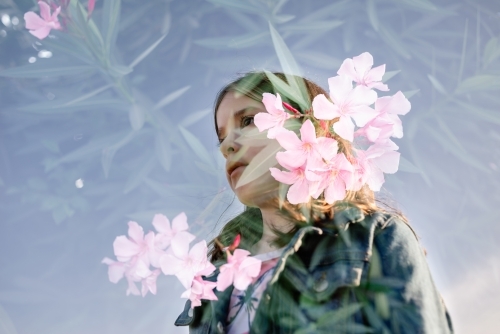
[219,128,242,158]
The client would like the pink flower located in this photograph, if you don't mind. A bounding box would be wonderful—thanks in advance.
[159,240,215,289]
[254,93,292,139]
[352,140,400,191]
[87,0,96,20]
[356,91,411,142]
[312,75,378,142]
[153,212,194,249]
[113,221,154,268]
[337,52,389,91]
[217,249,262,291]
[274,119,328,169]
[102,255,156,296]
[308,153,355,204]
[141,269,161,297]
[270,158,321,205]
[181,276,218,308]
[24,1,62,40]
[102,257,127,284]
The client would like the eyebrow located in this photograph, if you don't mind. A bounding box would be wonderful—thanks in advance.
[217,107,258,138]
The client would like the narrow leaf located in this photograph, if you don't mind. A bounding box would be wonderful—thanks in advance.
[155,130,172,172]
[235,140,281,188]
[179,108,211,127]
[280,20,343,33]
[129,34,167,68]
[207,0,262,14]
[402,89,420,99]
[427,74,447,95]
[227,32,269,49]
[102,0,121,56]
[129,104,145,131]
[153,86,190,110]
[455,75,500,94]
[0,64,94,78]
[367,0,379,32]
[179,126,214,167]
[382,70,400,83]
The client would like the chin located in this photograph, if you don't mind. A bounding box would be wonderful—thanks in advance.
[232,176,279,208]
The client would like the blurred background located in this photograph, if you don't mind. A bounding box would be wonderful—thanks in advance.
[0,0,499,333]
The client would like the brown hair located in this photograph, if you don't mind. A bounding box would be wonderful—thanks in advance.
[209,72,399,261]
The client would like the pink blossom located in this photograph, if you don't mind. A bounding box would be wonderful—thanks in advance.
[181,276,218,308]
[254,93,292,138]
[274,119,330,169]
[312,75,378,142]
[308,152,355,204]
[141,269,161,297]
[113,221,154,269]
[337,52,389,91]
[352,140,400,191]
[356,91,411,142]
[217,249,262,291]
[153,212,194,249]
[24,1,62,40]
[270,149,323,205]
[87,0,96,20]
[159,240,215,289]
[102,257,127,284]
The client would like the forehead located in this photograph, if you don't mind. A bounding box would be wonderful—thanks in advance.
[216,91,264,130]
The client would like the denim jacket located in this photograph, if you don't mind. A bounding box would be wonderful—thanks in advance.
[175,206,454,334]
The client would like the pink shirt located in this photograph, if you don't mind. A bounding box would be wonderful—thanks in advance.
[226,248,285,334]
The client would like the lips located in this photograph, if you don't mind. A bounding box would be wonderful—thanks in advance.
[227,161,247,177]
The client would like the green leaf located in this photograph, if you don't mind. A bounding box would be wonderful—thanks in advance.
[382,70,400,83]
[280,20,343,33]
[402,89,420,99]
[378,25,412,59]
[295,51,342,70]
[129,34,168,68]
[179,126,214,168]
[18,98,127,114]
[129,104,145,131]
[264,71,307,110]
[155,130,172,172]
[123,154,156,194]
[427,74,447,95]
[399,156,421,174]
[207,0,263,14]
[63,84,113,106]
[102,0,122,56]
[483,37,500,68]
[235,140,281,188]
[227,32,269,49]
[367,0,379,32]
[0,64,94,78]
[317,303,363,327]
[179,108,211,127]
[153,85,190,110]
[399,0,438,12]
[102,131,136,178]
[455,75,500,94]
[268,23,310,110]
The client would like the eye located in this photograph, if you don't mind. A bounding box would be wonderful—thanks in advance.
[240,115,254,128]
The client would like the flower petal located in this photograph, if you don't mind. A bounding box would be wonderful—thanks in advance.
[333,116,355,142]
[312,94,338,120]
[24,12,47,30]
[38,1,52,22]
[28,26,52,39]
[171,212,189,233]
[127,221,144,244]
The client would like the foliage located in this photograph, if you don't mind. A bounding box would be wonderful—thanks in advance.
[0,0,499,332]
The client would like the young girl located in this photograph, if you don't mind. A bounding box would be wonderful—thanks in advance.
[174,72,454,333]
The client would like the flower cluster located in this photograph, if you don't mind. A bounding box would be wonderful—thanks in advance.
[255,52,411,204]
[103,213,262,308]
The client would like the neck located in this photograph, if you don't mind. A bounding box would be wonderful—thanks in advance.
[251,206,292,255]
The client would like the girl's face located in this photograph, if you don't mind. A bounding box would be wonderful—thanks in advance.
[216,91,280,207]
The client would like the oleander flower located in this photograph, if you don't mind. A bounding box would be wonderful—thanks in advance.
[254,93,292,139]
[181,276,218,308]
[312,75,378,142]
[217,249,262,291]
[160,239,215,289]
[356,91,411,142]
[352,140,400,191]
[337,52,389,91]
[24,1,62,40]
